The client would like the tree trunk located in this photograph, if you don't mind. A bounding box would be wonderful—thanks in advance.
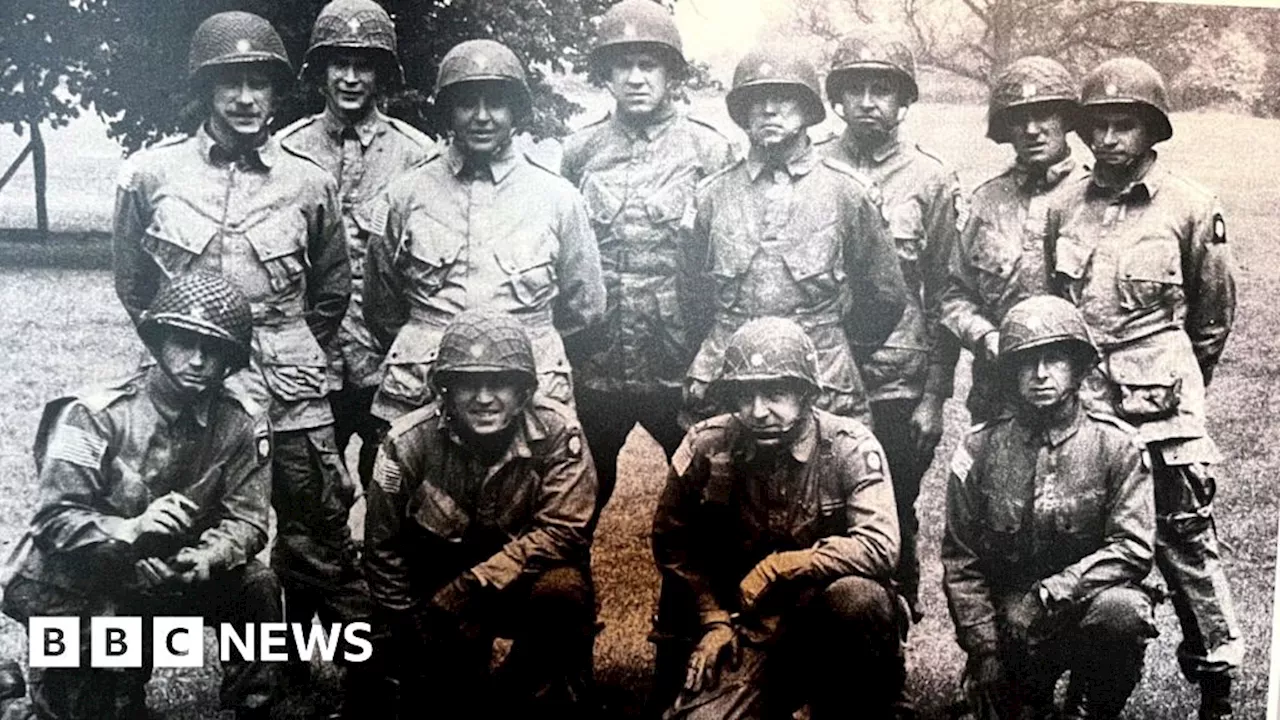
[31,121,48,241]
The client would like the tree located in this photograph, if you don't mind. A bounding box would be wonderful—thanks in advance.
[61,0,621,152]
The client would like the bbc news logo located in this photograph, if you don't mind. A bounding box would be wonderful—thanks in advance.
[28,618,372,667]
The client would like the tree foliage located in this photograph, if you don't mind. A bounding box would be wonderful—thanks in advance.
[6,0,623,151]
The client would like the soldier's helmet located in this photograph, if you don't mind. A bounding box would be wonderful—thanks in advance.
[301,0,404,85]
[138,271,254,372]
[435,39,532,118]
[998,296,1099,370]
[717,317,820,391]
[188,11,293,88]
[826,27,919,105]
[986,56,1078,143]
[1080,57,1172,143]
[431,310,538,391]
[726,44,826,129]
[590,0,685,75]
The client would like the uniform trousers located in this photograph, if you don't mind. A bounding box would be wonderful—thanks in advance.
[577,386,686,518]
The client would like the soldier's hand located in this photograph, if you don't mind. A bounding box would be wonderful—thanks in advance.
[430,571,484,618]
[966,652,1005,709]
[1006,587,1045,647]
[738,550,812,612]
[172,547,213,585]
[910,392,945,456]
[124,493,199,542]
[684,622,739,693]
[134,557,180,589]
[979,331,1001,364]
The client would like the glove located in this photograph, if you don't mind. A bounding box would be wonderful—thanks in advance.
[134,557,180,590]
[171,546,215,585]
[430,571,485,618]
[122,492,199,543]
[684,622,739,693]
[910,392,945,457]
[738,550,813,612]
[1005,586,1045,648]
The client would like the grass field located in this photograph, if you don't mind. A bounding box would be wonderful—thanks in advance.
[0,94,1275,718]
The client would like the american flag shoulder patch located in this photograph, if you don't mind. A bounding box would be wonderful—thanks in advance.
[372,451,403,494]
[46,424,108,470]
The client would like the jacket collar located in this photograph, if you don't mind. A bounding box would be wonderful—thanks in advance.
[746,136,818,183]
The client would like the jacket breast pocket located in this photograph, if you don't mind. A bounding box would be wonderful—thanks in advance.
[580,174,624,230]
[969,227,1018,300]
[495,239,558,309]
[403,214,464,294]
[1106,342,1183,421]
[1116,237,1182,311]
[255,323,329,402]
[645,180,692,230]
[1054,232,1095,282]
[143,201,217,275]
[244,212,309,295]
[782,223,844,298]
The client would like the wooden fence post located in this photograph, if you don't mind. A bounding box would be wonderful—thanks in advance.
[31,121,48,241]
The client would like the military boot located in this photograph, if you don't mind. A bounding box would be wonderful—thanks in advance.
[1199,675,1233,720]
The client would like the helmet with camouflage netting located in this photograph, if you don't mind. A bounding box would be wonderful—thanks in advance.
[726,43,825,128]
[717,317,820,391]
[1079,57,1172,143]
[434,39,532,119]
[431,310,537,391]
[302,0,405,85]
[986,56,1078,143]
[826,26,919,105]
[998,295,1098,370]
[590,0,685,76]
[188,11,293,89]
[138,271,254,371]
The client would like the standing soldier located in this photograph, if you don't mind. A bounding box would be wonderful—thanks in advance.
[3,272,281,720]
[683,43,907,428]
[364,39,606,422]
[821,26,961,622]
[110,11,370,711]
[943,296,1157,720]
[363,310,599,718]
[653,317,904,719]
[940,56,1086,423]
[279,0,437,491]
[1051,58,1239,719]
[560,0,735,516]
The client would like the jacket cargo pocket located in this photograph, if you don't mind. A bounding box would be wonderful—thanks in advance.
[381,325,443,409]
[645,180,692,228]
[970,227,1019,301]
[496,242,558,308]
[143,201,217,274]
[403,214,464,294]
[1116,237,1181,311]
[244,212,309,295]
[256,323,329,402]
[1053,232,1095,281]
[410,481,471,542]
[581,174,624,228]
[1107,342,1182,421]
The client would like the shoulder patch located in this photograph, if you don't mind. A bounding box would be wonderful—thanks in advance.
[1211,213,1226,244]
[45,421,108,470]
[372,448,404,494]
[949,445,974,481]
[864,448,884,474]
[567,432,583,458]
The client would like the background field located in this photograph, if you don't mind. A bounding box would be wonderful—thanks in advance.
[0,90,1275,718]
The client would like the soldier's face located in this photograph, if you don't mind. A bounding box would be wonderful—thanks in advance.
[744,88,809,150]
[209,66,276,141]
[450,83,516,159]
[605,50,673,119]
[155,328,231,397]
[731,380,809,448]
[1085,109,1154,171]
[1006,105,1070,168]
[1013,346,1079,410]
[323,50,379,116]
[837,73,906,140]
[446,372,529,436]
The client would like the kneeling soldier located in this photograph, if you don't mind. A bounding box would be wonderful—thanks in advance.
[653,317,904,720]
[943,296,1157,720]
[363,310,599,718]
[3,272,280,720]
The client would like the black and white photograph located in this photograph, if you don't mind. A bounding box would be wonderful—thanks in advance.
[0,0,1277,718]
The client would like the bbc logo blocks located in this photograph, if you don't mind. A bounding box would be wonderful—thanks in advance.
[29,616,204,668]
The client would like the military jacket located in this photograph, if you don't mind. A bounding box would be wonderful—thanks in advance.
[7,370,271,599]
[941,406,1154,656]
[278,108,438,390]
[113,125,352,432]
[821,130,961,401]
[363,398,598,612]
[1051,157,1235,454]
[561,108,735,394]
[364,141,606,419]
[684,141,908,415]
[652,409,899,626]
[941,157,1085,349]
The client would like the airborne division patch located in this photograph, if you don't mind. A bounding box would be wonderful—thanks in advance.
[1211,213,1227,244]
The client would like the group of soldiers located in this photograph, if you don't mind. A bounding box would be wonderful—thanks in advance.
[0,0,1241,719]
